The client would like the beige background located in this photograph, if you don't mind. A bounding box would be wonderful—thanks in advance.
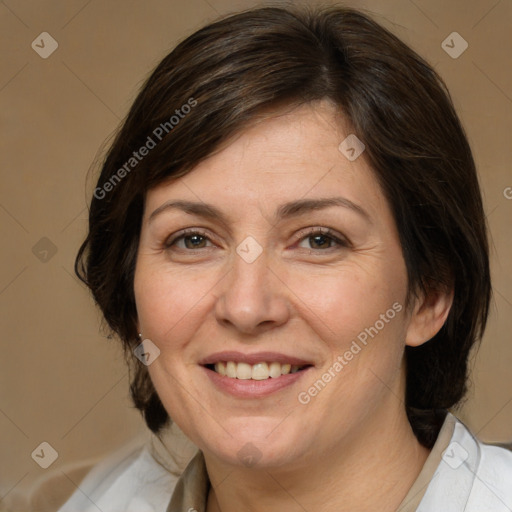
[1,0,511,502]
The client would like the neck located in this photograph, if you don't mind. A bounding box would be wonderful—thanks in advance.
[204,401,430,512]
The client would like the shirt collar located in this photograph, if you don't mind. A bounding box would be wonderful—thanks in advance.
[149,420,200,477]
[166,450,209,512]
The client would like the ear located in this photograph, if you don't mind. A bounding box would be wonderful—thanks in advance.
[405,286,454,347]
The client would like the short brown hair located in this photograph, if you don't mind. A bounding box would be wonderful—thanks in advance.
[76,5,491,448]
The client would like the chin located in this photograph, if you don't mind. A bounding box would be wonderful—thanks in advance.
[200,418,310,469]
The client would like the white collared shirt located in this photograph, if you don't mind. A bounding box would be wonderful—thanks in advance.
[22,413,512,512]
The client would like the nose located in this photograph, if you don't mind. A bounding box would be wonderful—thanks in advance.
[214,246,290,335]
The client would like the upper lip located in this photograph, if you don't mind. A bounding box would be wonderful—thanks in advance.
[199,351,314,366]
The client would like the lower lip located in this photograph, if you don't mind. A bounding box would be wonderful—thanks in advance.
[201,366,312,398]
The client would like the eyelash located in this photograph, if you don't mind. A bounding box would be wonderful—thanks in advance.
[164,227,350,252]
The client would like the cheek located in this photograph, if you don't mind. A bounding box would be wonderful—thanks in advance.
[134,263,215,350]
[287,262,407,353]
[291,268,408,427]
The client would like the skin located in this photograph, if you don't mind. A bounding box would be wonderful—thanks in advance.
[134,100,453,511]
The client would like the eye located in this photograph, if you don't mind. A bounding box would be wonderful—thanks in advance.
[165,229,214,250]
[296,227,349,251]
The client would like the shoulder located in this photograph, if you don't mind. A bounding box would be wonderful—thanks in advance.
[53,439,184,512]
[1,458,99,512]
[419,414,512,512]
[26,423,198,512]
[21,435,147,512]
[469,432,512,509]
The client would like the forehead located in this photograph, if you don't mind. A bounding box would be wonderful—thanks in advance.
[144,101,388,223]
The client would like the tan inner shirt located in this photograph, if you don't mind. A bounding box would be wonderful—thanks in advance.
[166,414,457,512]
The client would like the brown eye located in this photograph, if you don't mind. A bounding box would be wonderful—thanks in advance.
[307,234,333,249]
[296,228,348,250]
[181,234,208,249]
[165,230,213,250]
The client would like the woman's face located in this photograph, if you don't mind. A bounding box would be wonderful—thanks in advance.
[134,101,420,469]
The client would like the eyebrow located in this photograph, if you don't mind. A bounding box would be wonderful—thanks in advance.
[148,197,372,224]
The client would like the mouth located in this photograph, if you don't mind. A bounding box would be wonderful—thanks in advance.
[199,351,314,397]
[204,361,313,380]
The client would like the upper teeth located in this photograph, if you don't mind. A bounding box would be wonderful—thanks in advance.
[214,361,304,380]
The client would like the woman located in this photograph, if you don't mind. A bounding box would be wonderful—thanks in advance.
[30,5,512,512]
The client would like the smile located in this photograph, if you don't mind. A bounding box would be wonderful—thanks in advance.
[200,351,314,397]
[207,361,310,380]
